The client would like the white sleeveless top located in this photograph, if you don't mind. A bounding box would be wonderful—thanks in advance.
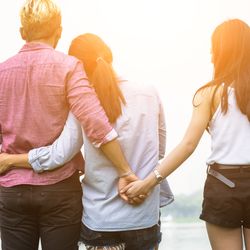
[206,88,250,165]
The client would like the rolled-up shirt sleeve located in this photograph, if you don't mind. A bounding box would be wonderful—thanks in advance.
[66,61,118,147]
[28,112,83,173]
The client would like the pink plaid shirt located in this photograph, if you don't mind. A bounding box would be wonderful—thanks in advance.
[0,42,117,187]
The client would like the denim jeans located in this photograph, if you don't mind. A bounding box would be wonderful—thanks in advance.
[80,222,161,250]
[0,172,82,250]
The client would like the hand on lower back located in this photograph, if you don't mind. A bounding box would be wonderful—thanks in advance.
[0,153,13,174]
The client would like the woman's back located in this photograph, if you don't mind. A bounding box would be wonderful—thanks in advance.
[207,87,250,165]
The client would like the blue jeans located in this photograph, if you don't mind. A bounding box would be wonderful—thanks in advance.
[0,172,82,250]
[80,222,161,250]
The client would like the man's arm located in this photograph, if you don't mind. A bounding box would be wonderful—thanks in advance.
[66,61,133,176]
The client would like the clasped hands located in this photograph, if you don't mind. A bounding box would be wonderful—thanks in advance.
[118,173,152,205]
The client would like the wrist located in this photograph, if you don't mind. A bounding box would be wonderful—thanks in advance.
[117,163,133,177]
[153,168,164,184]
[145,172,158,189]
[119,170,134,178]
[4,154,14,167]
[11,154,30,168]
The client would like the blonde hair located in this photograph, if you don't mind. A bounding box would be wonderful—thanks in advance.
[20,0,61,41]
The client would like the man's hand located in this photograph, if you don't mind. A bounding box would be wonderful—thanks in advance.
[0,153,13,174]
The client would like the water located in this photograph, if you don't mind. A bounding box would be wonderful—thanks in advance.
[0,221,211,250]
[159,221,210,250]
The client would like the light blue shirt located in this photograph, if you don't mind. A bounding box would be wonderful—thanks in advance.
[28,80,174,231]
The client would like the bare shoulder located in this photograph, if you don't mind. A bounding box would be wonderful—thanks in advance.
[193,85,223,108]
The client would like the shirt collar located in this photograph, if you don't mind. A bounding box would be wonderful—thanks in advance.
[19,42,54,53]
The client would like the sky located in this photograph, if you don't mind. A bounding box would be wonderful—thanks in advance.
[1,0,250,195]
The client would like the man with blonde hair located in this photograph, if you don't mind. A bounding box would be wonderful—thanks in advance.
[0,0,137,249]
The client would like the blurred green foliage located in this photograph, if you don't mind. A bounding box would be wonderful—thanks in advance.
[161,190,203,222]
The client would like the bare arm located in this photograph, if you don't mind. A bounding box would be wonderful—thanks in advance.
[67,61,132,176]
[121,87,213,197]
[0,114,134,193]
[100,140,132,176]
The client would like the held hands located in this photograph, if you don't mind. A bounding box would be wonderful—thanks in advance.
[118,172,156,205]
[118,173,149,205]
[120,172,158,204]
[120,179,152,202]
[0,153,13,174]
[118,173,138,202]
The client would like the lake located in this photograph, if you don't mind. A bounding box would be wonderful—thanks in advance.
[159,221,210,250]
[0,220,211,250]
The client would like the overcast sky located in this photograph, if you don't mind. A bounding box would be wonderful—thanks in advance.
[1,0,250,194]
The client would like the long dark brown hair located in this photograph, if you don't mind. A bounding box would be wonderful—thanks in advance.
[194,19,250,121]
[68,33,126,123]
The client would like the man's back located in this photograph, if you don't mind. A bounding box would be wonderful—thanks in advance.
[0,42,74,153]
[0,42,84,186]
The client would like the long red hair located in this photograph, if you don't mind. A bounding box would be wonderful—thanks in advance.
[68,33,126,124]
[194,19,250,121]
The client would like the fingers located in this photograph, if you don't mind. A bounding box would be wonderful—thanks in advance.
[139,194,146,199]
[129,197,141,204]
[125,187,138,198]
[120,191,149,205]
[128,193,148,205]
[119,183,134,194]
[119,192,129,202]
[118,179,149,205]
[119,186,149,205]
